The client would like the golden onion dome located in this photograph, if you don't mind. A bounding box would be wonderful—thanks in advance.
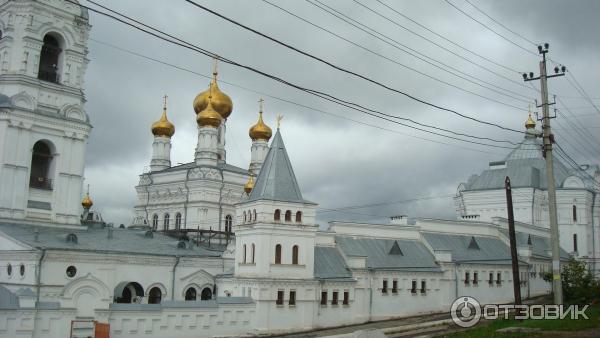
[244,175,254,195]
[197,95,223,128]
[525,113,536,129]
[151,97,175,137]
[81,193,93,209]
[193,72,233,119]
[249,111,272,141]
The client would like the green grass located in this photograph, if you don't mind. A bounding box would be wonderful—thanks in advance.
[442,303,600,338]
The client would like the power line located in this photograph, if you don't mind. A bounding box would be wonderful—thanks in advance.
[258,0,534,134]
[76,0,535,152]
[181,0,525,134]
[443,0,539,57]
[374,0,521,74]
[284,0,536,105]
[348,0,536,95]
[463,0,538,46]
[566,71,600,117]
[74,0,527,150]
[88,39,507,155]
[319,194,455,213]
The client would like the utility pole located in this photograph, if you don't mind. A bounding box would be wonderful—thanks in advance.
[523,43,566,305]
[505,176,522,305]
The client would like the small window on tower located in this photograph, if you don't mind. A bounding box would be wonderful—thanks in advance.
[274,209,281,221]
[38,34,62,83]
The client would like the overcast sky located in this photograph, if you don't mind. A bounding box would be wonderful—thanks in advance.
[81,0,600,226]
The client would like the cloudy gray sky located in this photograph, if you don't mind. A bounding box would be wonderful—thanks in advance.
[81,0,600,226]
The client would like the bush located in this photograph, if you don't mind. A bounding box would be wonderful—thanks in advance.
[543,259,600,304]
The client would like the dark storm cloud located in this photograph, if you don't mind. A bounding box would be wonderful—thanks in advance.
[82,0,600,225]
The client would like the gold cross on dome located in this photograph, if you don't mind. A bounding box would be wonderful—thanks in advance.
[258,97,264,112]
[212,56,218,75]
[276,114,283,129]
[163,95,168,109]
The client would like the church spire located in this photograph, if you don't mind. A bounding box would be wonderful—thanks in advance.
[248,129,314,204]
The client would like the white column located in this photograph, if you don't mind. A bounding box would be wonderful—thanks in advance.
[217,121,226,163]
[195,126,219,166]
[150,136,171,172]
[249,139,269,176]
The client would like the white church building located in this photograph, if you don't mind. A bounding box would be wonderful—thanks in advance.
[0,1,597,338]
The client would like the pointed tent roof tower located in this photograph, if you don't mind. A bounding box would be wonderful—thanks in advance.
[247,129,315,204]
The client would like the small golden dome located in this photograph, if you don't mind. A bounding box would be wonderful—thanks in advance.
[197,95,223,128]
[151,96,175,137]
[249,111,272,141]
[193,72,233,119]
[81,193,93,209]
[244,175,254,195]
[525,113,536,129]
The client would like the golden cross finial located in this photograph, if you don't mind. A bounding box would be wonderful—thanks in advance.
[163,95,168,110]
[528,103,531,115]
[276,114,283,129]
[212,56,218,75]
[86,184,90,195]
[258,97,264,112]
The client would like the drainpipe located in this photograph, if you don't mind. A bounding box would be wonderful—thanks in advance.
[183,168,192,229]
[368,270,373,321]
[591,191,597,276]
[142,174,154,226]
[171,256,180,300]
[532,188,536,225]
[33,248,46,338]
[454,263,459,300]
[218,168,225,245]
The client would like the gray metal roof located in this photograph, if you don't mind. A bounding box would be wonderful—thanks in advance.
[0,93,12,108]
[335,237,441,271]
[422,232,514,263]
[499,229,570,259]
[314,246,353,279]
[0,222,223,257]
[0,286,19,309]
[463,136,572,191]
[248,129,315,204]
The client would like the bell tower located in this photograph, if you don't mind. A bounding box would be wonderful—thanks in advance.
[0,0,91,225]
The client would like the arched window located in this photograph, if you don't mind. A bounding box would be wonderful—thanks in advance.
[285,210,292,222]
[148,287,162,304]
[175,213,182,229]
[29,141,54,190]
[152,214,159,230]
[292,245,299,265]
[295,211,302,223]
[201,287,212,300]
[243,211,247,223]
[185,287,197,301]
[225,215,233,232]
[274,209,281,221]
[275,244,282,264]
[251,244,256,264]
[115,282,144,304]
[248,210,252,222]
[253,209,257,222]
[572,205,577,223]
[573,234,578,252]
[163,213,170,230]
[243,244,247,263]
[38,34,62,83]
